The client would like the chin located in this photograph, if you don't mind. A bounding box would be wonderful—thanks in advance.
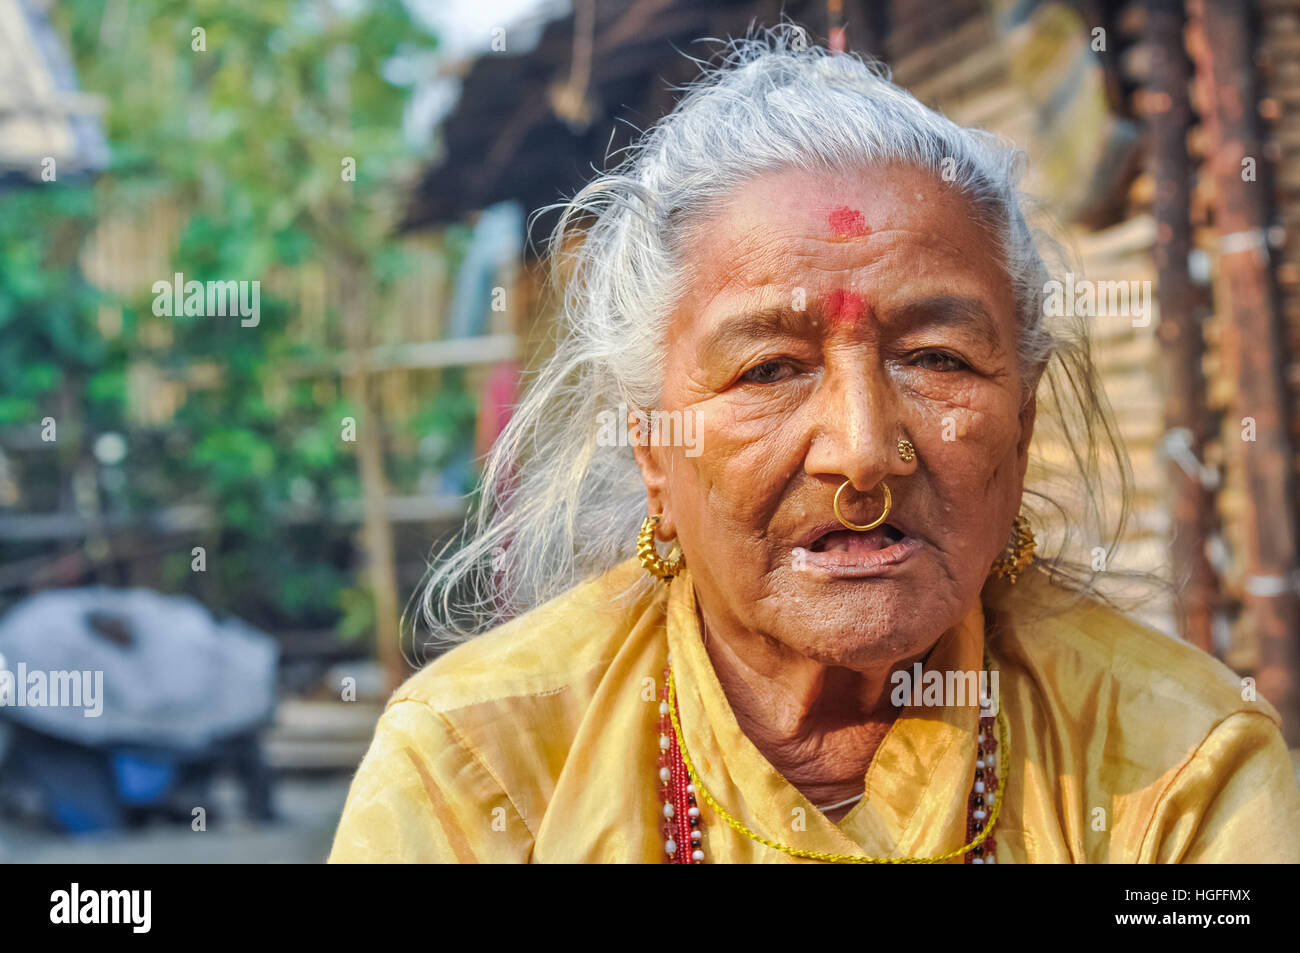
[771,607,939,670]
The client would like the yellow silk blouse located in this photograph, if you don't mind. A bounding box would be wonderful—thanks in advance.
[328,557,1300,863]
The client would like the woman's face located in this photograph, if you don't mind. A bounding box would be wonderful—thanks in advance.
[633,163,1037,670]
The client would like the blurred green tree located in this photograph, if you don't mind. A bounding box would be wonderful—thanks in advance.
[0,0,447,645]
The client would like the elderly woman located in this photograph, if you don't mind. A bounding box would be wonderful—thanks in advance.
[329,34,1300,863]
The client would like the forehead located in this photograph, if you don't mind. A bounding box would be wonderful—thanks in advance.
[676,163,1012,316]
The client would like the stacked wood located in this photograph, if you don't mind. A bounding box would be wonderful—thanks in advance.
[1145,0,1220,653]
[1189,0,1300,741]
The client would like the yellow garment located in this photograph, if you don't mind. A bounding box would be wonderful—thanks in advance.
[328,557,1300,863]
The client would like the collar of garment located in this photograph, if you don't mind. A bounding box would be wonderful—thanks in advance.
[664,563,987,860]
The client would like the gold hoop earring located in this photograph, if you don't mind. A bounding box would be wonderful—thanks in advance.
[990,514,1035,583]
[897,438,915,463]
[833,480,891,532]
[638,514,684,582]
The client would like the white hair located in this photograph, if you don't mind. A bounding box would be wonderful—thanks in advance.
[415,25,1135,651]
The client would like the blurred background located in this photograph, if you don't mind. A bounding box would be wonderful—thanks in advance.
[0,0,1297,861]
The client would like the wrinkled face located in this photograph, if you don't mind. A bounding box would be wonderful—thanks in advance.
[633,163,1037,670]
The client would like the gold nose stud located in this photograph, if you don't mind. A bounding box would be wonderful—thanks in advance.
[897,438,915,463]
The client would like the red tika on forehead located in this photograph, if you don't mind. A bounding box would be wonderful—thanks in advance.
[827,205,869,238]
[823,289,866,327]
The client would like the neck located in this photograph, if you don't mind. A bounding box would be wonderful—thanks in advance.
[696,603,934,812]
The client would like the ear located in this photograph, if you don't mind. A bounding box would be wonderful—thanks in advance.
[630,414,677,540]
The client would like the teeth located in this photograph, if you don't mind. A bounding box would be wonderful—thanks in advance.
[816,529,889,552]
[808,524,907,552]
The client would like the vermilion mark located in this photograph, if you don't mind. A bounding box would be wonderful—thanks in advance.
[827,206,869,237]
[824,289,865,327]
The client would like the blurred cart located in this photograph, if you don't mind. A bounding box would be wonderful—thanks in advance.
[0,588,278,832]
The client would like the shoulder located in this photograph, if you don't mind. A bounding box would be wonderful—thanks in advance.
[988,566,1281,736]
[331,557,666,861]
[390,556,660,715]
[984,564,1290,827]
[985,569,1300,860]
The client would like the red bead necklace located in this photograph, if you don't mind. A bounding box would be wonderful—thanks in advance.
[658,662,705,862]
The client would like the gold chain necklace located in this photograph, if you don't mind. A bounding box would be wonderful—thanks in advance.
[661,655,1008,864]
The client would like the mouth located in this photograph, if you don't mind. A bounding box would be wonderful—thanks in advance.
[809,523,906,553]
[797,521,920,576]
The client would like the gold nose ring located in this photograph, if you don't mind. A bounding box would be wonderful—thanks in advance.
[833,479,891,532]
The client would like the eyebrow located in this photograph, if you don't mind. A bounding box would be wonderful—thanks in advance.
[696,306,816,366]
[893,295,1002,353]
[696,294,1001,365]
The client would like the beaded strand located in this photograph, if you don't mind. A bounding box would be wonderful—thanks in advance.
[965,712,999,864]
[659,656,704,863]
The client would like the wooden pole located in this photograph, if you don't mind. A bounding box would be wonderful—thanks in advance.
[1145,0,1221,654]
[1189,0,1300,742]
[338,256,406,694]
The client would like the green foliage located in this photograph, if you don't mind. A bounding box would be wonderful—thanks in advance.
[407,368,480,467]
[1,1,447,636]
[0,186,103,424]
[335,583,377,642]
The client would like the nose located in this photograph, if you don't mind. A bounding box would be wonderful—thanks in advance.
[803,362,908,493]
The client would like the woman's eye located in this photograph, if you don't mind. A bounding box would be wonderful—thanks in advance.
[740,360,796,384]
[913,351,968,373]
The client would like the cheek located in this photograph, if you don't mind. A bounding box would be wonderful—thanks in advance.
[662,422,799,533]
[660,372,799,533]
[903,370,1021,448]
[679,383,811,470]
[915,408,1021,463]
[723,391,809,434]
[911,395,1025,509]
